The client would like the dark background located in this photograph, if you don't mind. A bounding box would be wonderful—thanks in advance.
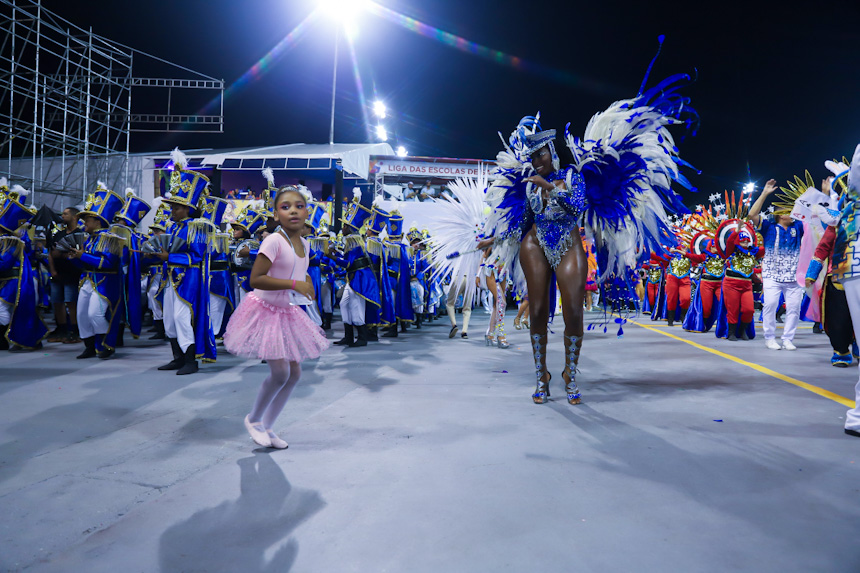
[37,0,860,206]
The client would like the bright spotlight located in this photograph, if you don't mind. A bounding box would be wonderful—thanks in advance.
[373,100,387,119]
[396,145,408,157]
[743,182,755,194]
[375,125,388,141]
[318,0,367,21]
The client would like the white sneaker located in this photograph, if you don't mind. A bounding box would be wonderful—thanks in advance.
[782,340,796,351]
[765,339,781,350]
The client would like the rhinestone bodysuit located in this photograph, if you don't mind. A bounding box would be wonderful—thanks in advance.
[532,168,587,269]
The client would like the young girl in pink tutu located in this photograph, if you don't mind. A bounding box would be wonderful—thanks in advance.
[224,186,330,449]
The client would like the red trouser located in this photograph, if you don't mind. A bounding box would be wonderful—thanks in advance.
[665,275,691,311]
[699,279,722,319]
[722,276,754,324]
[647,282,660,307]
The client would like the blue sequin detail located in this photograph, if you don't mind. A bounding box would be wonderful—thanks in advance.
[533,169,587,269]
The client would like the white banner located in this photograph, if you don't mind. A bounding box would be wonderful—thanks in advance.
[373,159,485,179]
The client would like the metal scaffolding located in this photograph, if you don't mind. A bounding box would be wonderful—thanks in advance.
[0,0,224,204]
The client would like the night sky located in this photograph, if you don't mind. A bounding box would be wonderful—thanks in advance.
[37,0,860,206]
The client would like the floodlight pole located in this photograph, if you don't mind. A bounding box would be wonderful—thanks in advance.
[328,26,339,145]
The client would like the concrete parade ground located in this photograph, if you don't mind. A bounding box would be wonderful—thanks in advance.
[1,310,858,572]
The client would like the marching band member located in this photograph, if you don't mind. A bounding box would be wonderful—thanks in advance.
[68,185,126,359]
[154,149,215,375]
[0,186,47,351]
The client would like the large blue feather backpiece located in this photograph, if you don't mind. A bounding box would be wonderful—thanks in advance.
[568,72,699,279]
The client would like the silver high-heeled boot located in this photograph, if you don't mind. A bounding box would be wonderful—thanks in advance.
[563,334,582,404]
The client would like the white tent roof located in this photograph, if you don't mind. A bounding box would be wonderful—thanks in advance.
[200,143,394,180]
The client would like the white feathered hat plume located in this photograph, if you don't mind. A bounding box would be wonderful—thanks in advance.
[352,187,362,201]
[0,177,7,189]
[170,147,187,169]
[296,184,313,203]
[125,187,137,198]
[262,167,275,187]
[11,184,29,197]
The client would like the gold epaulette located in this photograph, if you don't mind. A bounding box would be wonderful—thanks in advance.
[96,232,126,256]
[343,234,364,252]
[109,224,133,244]
[386,242,401,259]
[213,233,230,255]
[309,237,328,251]
[366,236,385,257]
[188,219,216,246]
[0,235,24,258]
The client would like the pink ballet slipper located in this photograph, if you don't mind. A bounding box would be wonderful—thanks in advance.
[244,415,272,447]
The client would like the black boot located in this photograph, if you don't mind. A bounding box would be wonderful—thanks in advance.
[727,323,738,341]
[97,334,115,360]
[322,313,332,330]
[382,324,399,338]
[76,336,97,359]
[738,321,751,341]
[149,320,166,340]
[680,308,688,324]
[349,325,368,347]
[334,324,354,346]
[116,324,125,348]
[367,326,379,342]
[415,314,422,329]
[176,344,199,375]
[400,320,407,333]
[158,338,184,370]
[667,309,675,327]
[0,324,8,350]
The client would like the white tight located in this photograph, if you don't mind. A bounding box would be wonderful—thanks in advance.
[248,359,302,430]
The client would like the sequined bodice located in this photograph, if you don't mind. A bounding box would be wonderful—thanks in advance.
[647,266,662,283]
[532,169,587,269]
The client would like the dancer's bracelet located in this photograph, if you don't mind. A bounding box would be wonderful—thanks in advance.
[291,279,296,290]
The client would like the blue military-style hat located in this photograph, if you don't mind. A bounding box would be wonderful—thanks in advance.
[368,204,390,235]
[341,187,373,232]
[78,183,125,227]
[165,148,209,217]
[115,190,152,227]
[386,210,404,240]
[231,204,266,236]
[306,202,326,232]
[0,187,37,233]
[199,194,230,227]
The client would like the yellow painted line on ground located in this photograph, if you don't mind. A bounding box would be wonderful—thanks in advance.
[629,319,855,408]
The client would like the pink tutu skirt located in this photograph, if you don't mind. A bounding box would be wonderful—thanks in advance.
[224,293,331,362]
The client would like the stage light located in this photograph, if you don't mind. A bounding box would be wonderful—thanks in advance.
[743,182,755,194]
[373,100,387,119]
[375,125,388,141]
[318,0,368,21]
[396,145,408,157]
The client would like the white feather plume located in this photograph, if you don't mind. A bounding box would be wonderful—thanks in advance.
[11,184,29,196]
[352,188,362,201]
[261,167,275,186]
[96,180,108,191]
[125,187,137,197]
[170,147,187,169]
[0,177,7,189]
[427,169,489,306]
[296,184,313,203]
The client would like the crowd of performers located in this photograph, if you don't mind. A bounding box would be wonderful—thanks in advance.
[3,69,860,441]
[0,152,455,365]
